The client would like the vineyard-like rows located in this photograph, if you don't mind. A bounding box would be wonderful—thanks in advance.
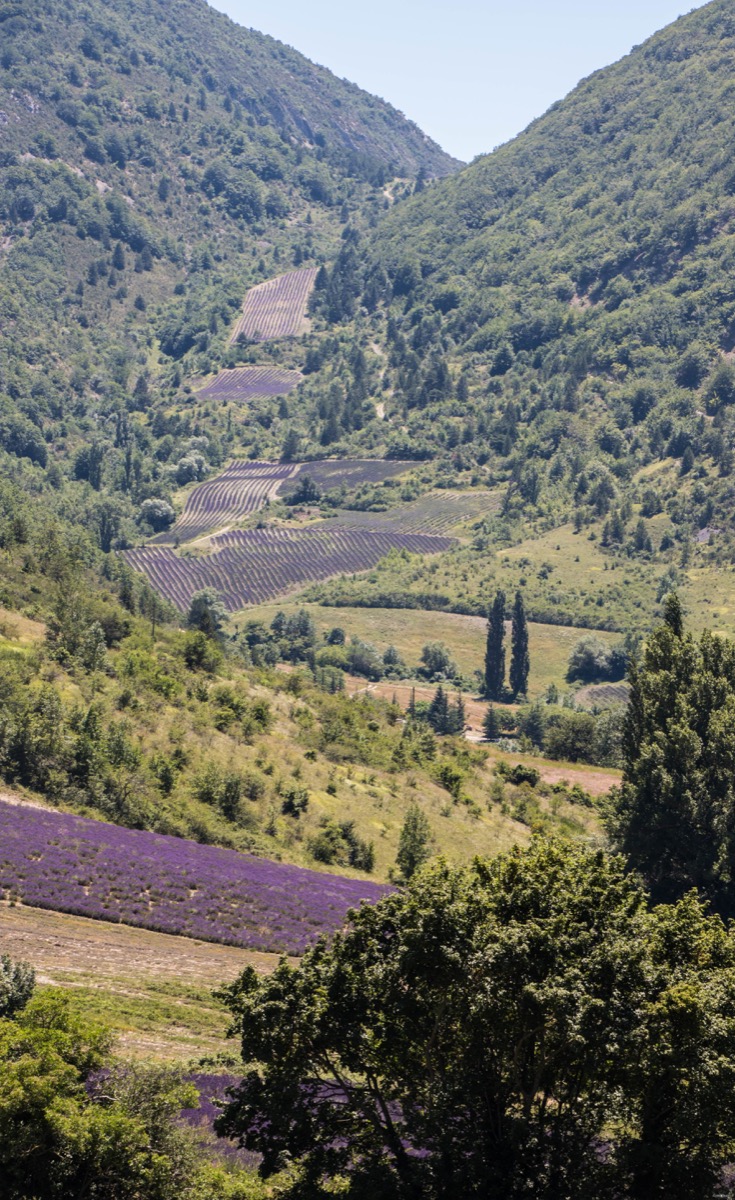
[332,490,501,535]
[124,524,455,612]
[278,459,413,496]
[155,461,299,544]
[197,366,302,403]
[0,801,387,955]
[230,267,319,343]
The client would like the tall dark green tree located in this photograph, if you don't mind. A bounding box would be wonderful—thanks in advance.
[484,590,506,700]
[482,705,500,741]
[509,590,530,700]
[427,686,449,734]
[610,594,735,913]
[395,803,433,881]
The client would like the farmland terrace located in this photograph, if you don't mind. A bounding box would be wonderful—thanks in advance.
[230,267,319,343]
[197,366,303,404]
[124,523,456,612]
[153,460,300,545]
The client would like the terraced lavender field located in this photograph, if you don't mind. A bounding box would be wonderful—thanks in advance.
[197,366,302,404]
[332,490,500,535]
[155,458,424,549]
[124,524,455,612]
[155,461,299,544]
[230,267,319,342]
[277,459,413,496]
[0,802,388,955]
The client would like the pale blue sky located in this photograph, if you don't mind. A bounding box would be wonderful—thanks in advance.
[211,1,708,161]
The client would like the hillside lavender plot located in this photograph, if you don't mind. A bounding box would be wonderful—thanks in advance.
[154,461,300,544]
[124,524,455,612]
[197,366,302,404]
[230,268,319,343]
[0,802,389,955]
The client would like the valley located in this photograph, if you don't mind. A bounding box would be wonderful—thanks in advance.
[2,0,735,1194]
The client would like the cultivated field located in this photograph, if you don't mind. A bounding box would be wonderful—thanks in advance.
[230,267,319,342]
[0,801,388,955]
[277,459,414,495]
[197,365,302,403]
[331,489,500,536]
[0,904,265,1060]
[153,461,300,544]
[125,525,455,612]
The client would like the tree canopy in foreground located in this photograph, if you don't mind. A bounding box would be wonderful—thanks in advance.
[218,839,735,1199]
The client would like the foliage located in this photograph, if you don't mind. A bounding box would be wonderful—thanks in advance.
[567,636,627,684]
[509,589,529,699]
[610,596,735,913]
[484,590,506,700]
[0,954,35,1018]
[0,989,267,1200]
[217,840,735,1199]
[395,802,433,880]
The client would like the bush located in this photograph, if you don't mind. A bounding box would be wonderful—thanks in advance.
[567,636,626,683]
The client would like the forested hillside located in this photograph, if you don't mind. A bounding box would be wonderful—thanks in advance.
[0,0,457,555]
[303,0,735,562]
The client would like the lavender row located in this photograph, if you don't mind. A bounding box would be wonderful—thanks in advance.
[0,802,389,955]
[156,462,299,545]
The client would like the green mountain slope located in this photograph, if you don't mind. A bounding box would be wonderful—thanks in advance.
[0,0,457,534]
[301,0,735,560]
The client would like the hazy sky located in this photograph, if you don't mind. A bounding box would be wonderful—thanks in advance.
[210,1,708,162]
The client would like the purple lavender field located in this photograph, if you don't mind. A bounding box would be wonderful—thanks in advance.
[0,802,389,955]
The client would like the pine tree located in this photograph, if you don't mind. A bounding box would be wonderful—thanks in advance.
[447,693,466,735]
[522,704,546,749]
[483,705,500,741]
[485,590,506,700]
[427,686,449,734]
[509,590,530,700]
[408,687,416,718]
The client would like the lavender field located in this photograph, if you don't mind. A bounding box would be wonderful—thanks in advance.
[331,490,500,535]
[0,802,388,955]
[155,461,300,544]
[124,523,455,612]
[230,268,319,342]
[197,366,302,404]
[278,459,413,496]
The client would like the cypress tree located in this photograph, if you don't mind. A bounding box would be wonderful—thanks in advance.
[509,590,530,700]
[485,590,506,700]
